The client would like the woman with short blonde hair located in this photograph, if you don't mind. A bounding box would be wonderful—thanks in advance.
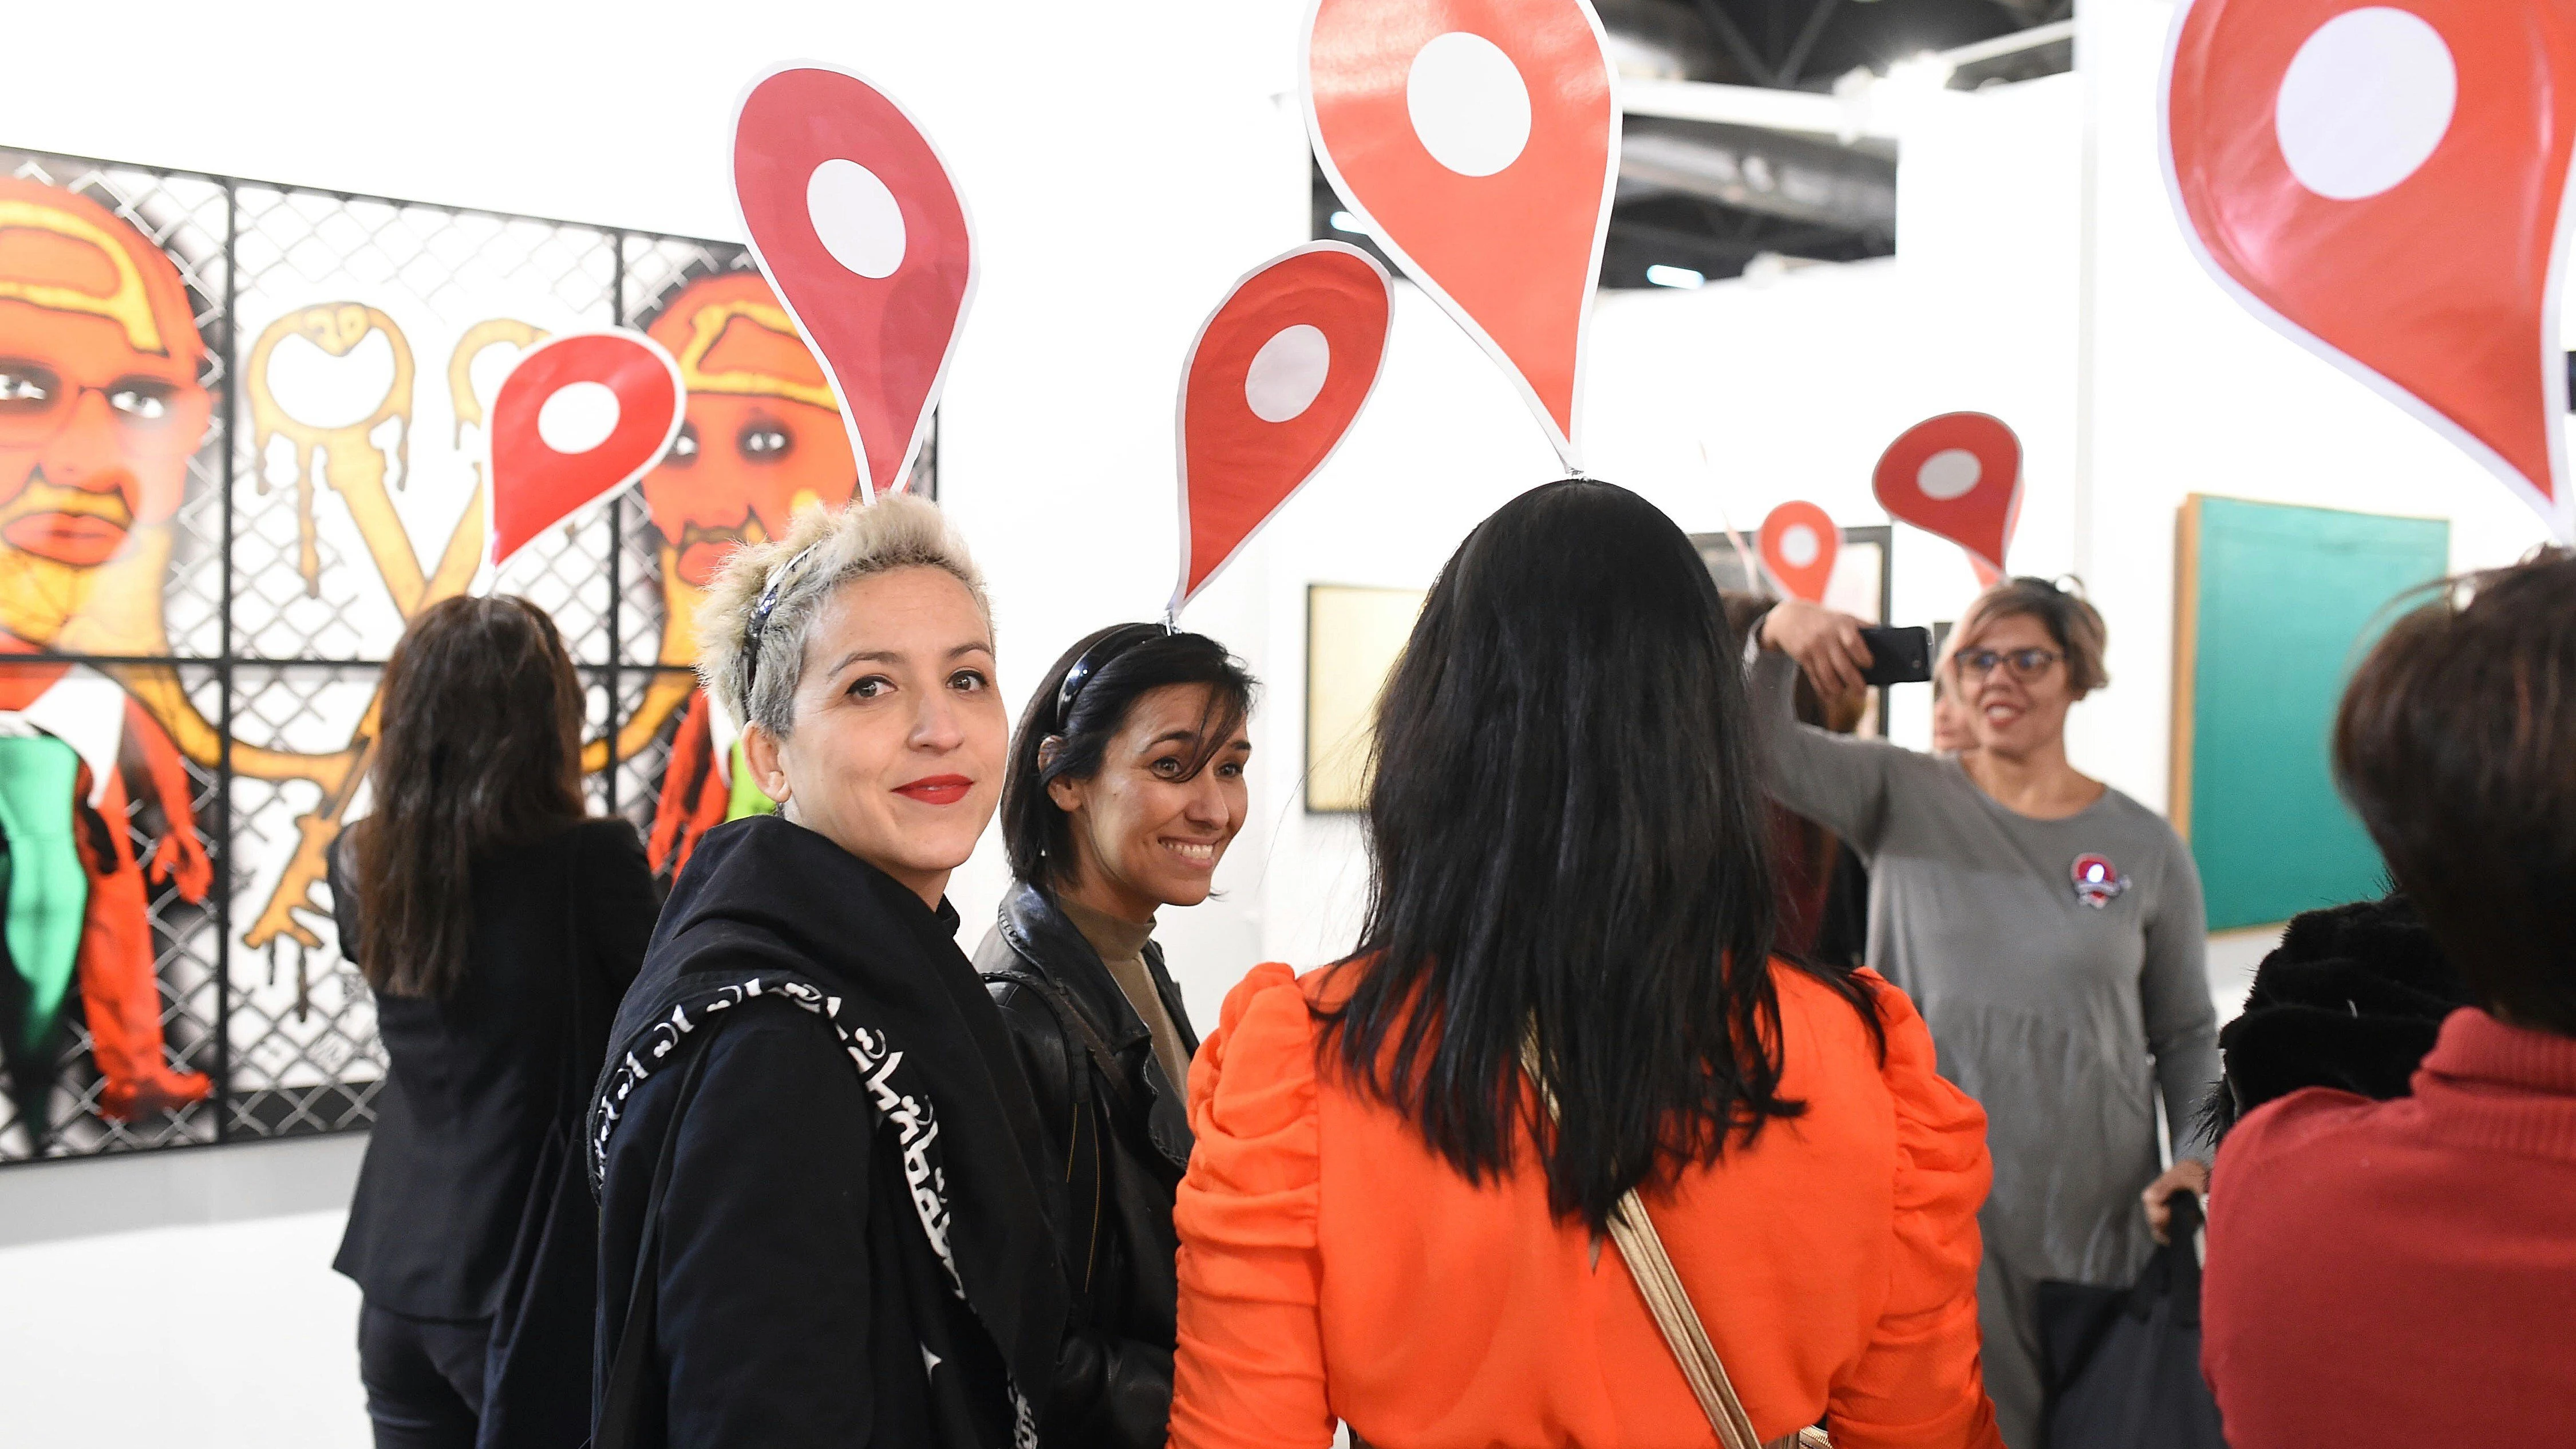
[587,495,1066,1449]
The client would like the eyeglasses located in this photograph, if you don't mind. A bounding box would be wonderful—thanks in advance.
[1956,646,2064,681]
[0,359,187,449]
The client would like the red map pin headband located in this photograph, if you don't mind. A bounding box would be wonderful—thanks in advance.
[1874,412,2024,582]
[1303,0,1619,472]
[733,62,973,501]
[488,329,685,568]
[1174,243,1395,613]
[2165,1,2576,540]
[1757,500,1840,603]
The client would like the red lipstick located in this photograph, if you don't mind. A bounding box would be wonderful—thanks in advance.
[894,773,973,806]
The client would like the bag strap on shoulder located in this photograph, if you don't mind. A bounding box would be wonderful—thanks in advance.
[1520,1036,1827,1449]
[593,1035,718,1449]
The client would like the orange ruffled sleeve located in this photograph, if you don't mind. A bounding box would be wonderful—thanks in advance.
[1830,972,2003,1449]
[1167,964,1335,1449]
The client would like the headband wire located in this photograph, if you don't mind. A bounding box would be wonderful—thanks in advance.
[741,542,822,700]
[1053,621,1173,729]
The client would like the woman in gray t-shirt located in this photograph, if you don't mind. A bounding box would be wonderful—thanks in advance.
[1755,580,2218,1449]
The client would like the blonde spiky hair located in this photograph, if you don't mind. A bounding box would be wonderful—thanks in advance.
[694,493,992,737]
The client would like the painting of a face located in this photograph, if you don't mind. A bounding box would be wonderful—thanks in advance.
[0,179,211,643]
[641,273,858,590]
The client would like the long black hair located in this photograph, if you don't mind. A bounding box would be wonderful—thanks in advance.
[353,595,588,998]
[1000,623,1257,888]
[1318,479,1881,1232]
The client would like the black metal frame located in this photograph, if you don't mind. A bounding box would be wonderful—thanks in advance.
[0,144,832,1163]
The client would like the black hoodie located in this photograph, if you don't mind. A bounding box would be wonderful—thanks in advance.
[587,815,1068,1448]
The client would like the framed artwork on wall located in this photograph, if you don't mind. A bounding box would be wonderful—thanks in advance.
[0,145,918,1162]
[1303,583,1423,814]
[2171,495,2446,931]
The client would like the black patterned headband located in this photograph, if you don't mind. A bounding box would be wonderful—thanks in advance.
[1052,621,1172,729]
[741,543,821,699]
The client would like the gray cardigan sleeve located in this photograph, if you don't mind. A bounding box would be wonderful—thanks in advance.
[1749,649,1909,859]
[2142,834,2221,1160]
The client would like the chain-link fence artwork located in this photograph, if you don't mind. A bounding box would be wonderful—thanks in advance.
[0,146,921,1162]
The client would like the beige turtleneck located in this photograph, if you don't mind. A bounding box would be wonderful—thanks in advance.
[1056,895,1190,1095]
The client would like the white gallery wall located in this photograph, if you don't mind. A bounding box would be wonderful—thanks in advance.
[0,3,1314,1443]
[0,2,2564,1443]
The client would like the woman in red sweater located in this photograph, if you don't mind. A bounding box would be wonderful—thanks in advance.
[1168,481,2002,1449]
[2202,549,2576,1443]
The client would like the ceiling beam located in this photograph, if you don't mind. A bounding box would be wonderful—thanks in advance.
[1621,78,1884,140]
[1777,0,1842,88]
[1620,18,2076,141]
[1688,0,1777,87]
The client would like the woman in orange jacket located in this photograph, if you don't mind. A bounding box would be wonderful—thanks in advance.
[1168,480,2002,1449]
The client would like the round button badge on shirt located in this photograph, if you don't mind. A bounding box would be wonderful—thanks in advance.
[2072,853,2129,909]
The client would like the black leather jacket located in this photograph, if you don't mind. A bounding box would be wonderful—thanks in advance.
[975,882,1198,1449]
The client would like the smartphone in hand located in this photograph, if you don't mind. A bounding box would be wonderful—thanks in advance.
[1856,625,1933,687]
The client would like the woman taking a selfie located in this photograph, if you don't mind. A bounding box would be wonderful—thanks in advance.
[587,496,1065,1448]
[1757,578,2216,1449]
[1168,480,2000,1449]
[975,623,1255,1448]
[331,595,657,1449]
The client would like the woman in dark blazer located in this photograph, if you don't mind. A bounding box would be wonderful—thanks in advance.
[975,623,1255,1448]
[329,594,658,1449]
[586,494,1066,1449]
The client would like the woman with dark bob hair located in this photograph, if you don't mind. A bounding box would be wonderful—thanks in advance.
[2200,550,2576,1447]
[586,496,1065,1448]
[1167,481,2001,1449]
[1760,577,2215,1449]
[329,595,657,1448]
[974,623,1255,1448]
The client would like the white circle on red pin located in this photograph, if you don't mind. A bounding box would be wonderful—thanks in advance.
[536,381,621,454]
[1918,448,1982,500]
[1407,32,1532,177]
[1245,324,1332,422]
[1779,522,1821,567]
[807,158,908,278]
[2274,7,2457,201]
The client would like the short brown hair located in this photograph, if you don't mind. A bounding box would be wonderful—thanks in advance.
[2333,550,2576,1035]
[1953,576,2111,694]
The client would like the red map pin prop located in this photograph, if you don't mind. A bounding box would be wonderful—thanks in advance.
[1174,243,1395,612]
[1758,500,1840,603]
[488,330,684,568]
[1874,412,2024,579]
[733,63,973,500]
[2164,1,2576,540]
[1304,0,1618,471]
